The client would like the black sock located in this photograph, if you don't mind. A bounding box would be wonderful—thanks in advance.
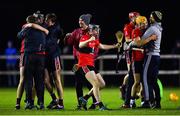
[84,94,90,101]
[141,97,144,102]
[155,98,161,106]
[98,102,104,108]
[16,98,21,105]
[121,84,126,88]
[131,96,135,100]
[78,100,81,106]
[32,100,34,105]
[59,99,64,106]
[91,95,96,103]
[51,93,57,101]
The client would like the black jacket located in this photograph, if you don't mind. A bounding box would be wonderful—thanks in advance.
[17,27,46,54]
[46,23,63,55]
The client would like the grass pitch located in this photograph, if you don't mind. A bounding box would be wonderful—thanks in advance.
[0,87,180,115]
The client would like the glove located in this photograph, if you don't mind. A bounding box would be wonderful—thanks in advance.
[123,42,129,51]
[128,41,137,48]
[114,43,122,48]
[124,41,137,51]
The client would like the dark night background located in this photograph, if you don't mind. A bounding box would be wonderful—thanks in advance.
[0,0,179,54]
[0,0,179,87]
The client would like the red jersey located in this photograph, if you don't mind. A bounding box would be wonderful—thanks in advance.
[65,28,88,58]
[123,22,135,42]
[78,34,100,67]
[93,45,99,59]
[131,27,144,61]
[20,39,25,53]
[19,24,26,53]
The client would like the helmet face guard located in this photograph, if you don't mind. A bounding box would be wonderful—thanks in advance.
[33,11,44,23]
[129,12,140,22]
[89,24,100,37]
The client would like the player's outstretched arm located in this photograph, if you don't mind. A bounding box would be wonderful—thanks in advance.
[99,43,119,50]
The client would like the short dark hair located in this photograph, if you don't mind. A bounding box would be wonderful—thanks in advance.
[45,13,57,23]
[26,15,37,23]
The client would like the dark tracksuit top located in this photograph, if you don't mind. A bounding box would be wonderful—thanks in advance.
[46,23,63,56]
[64,28,96,105]
[45,23,63,72]
[17,27,46,105]
[18,27,46,54]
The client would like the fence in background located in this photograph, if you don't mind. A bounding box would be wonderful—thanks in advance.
[0,54,180,85]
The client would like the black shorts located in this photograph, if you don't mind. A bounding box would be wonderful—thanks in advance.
[45,55,62,72]
[78,65,99,76]
[132,60,143,73]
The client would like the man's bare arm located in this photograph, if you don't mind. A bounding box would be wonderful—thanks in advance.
[23,23,49,35]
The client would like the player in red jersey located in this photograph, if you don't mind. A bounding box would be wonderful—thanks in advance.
[130,16,148,108]
[15,39,26,110]
[64,14,99,110]
[77,24,119,110]
[120,12,140,108]
[15,15,47,109]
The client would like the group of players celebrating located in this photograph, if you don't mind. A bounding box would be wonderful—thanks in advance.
[120,11,162,109]
[15,10,163,110]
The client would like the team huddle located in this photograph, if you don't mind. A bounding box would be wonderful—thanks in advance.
[15,10,163,110]
[119,11,162,109]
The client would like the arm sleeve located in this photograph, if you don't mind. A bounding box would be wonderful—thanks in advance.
[80,35,88,42]
[141,27,155,40]
[132,29,140,38]
[55,24,64,39]
[123,25,131,38]
[17,28,28,39]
